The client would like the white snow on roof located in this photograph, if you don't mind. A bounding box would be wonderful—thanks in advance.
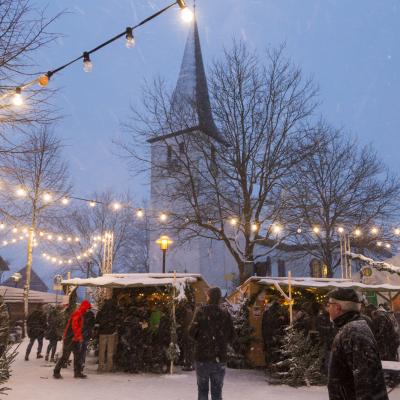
[61,273,203,288]
[0,285,68,304]
[256,277,400,291]
[346,252,400,275]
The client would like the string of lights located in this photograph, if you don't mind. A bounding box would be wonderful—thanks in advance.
[42,241,99,266]
[0,0,193,106]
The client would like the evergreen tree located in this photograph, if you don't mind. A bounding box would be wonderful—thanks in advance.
[271,326,326,387]
[0,296,17,394]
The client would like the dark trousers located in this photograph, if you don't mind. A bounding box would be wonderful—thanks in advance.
[81,340,89,367]
[46,339,58,359]
[54,339,82,375]
[196,361,226,400]
[26,336,43,356]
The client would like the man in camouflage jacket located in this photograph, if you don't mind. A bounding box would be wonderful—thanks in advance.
[327,288,388,400]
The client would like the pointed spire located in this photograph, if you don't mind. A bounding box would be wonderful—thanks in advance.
[171,14,222,141]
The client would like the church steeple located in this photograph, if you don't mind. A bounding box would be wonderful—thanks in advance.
[149,12,223,144]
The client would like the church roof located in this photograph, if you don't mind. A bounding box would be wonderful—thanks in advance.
[2,267,48,292]
[148,14,224,144]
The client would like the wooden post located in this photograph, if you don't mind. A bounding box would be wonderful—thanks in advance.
[288,271,293,326]
[170,270,176,375]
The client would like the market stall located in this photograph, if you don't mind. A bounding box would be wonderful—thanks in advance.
[228,276,400,367]
[61,273,209,373]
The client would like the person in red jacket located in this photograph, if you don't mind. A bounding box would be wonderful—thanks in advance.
[53,300,91,379]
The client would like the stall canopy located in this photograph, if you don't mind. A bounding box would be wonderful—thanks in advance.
[61,273,206,289]
[254,276,400,292]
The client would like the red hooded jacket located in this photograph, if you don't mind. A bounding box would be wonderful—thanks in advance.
[64,300,91,342]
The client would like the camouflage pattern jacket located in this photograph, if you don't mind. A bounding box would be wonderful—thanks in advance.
[328,311,388,400]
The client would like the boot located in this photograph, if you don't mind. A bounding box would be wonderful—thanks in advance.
[74,372,87,379]
[45,354,49,362]
[24,354,29,361]
[53,371,63,379]
[37,353,43,359]
[50,357,55,363]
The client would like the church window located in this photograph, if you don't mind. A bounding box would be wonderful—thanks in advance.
[277,259,286,277]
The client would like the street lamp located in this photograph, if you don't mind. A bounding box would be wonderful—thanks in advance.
[156,235,173,273]
[11,272,22,288]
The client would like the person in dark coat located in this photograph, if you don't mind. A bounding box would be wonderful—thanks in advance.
[53,300,92,379]
[189,287,234,400]
[25,304,47,361]
[45,306,64,362]
[81,308,96,368]
[372,305,400,361]
[326,288,388,400]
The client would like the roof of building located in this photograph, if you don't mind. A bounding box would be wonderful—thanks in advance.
[0,286,67,304]
[148,15,224,145]
[2,267,48,292]
[0,256,9,272]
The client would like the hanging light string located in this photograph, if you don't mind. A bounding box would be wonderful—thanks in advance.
[42,241,99,266]
[0,1,193,105]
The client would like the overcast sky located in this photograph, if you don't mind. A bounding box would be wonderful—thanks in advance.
[2,0,399,283]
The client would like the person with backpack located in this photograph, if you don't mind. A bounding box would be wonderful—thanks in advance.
[189,287,235,400]
[45,306,64,362]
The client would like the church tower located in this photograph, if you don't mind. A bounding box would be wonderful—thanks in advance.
[148,13,236,289]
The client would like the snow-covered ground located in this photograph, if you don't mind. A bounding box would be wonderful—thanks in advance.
[6,340,400,399]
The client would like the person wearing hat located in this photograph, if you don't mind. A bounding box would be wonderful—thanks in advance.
[189,287,234,400]
[326,288,388,400]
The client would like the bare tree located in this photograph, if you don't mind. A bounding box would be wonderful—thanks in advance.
[0,125,71,332]
[0,0,61,142]
[54,192,150,277]
[282,122,400,276]
[121,43,318,282]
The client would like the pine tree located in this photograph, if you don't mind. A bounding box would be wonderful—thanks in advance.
[0,297,17,394]
[271,326,326,387]
[226,297,254,369]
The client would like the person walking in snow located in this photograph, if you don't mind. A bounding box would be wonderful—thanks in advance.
[45,306,64,362]
[53,300,92,379]
[25,304,47,361]
[326,288,388,400]
[189,287,234,400]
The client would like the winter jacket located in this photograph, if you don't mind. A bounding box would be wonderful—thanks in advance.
[82,310,96,341]
[189,304,234,363]
[372,309,400,361]
[63,300,91,343]
[96,300,118,335]
[261,302,288,346]
[328,311,388,400]
[27,309,47,339]
[45,309,64,341]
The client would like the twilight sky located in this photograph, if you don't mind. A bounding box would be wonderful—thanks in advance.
[2,0,399,284]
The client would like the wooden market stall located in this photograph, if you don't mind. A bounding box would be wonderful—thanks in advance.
[227,276,400,367]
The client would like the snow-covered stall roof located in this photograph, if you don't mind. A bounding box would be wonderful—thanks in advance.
[346,252,400,275]
[0,285,68,304]
[61,273,205,289]
[255,276,400,292]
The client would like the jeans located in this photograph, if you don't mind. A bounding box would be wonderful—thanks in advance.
[26,336,43,356]
[196,361,226,400]
[46,339,58,360]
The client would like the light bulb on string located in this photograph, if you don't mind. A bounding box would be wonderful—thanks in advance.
[312,226,320,234]
[16,187,27,197]
[177,0,194,23]
[0,223,5,230]
[83,52,93,73]
[370,227,379,235]
[160,213,167,222]
[272,224,282,234]
[125,27,135,48]
[251,223,259,232]
[385,243,391,249]
[112,202,121,211]
[61,197,69,205]
[337,227,344,234]
[354,228,362,237]
[395,228,400,235]
[136,209,144,218]
[377,241,382,247]
[89,201,96,208]
[43,192,52,202]
[297,228,302,234]
[230,217,237,226]
[13,87,23,106]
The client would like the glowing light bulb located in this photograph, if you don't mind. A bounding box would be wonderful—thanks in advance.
[337,227,344,234]
[43,192,52,202]
[230,217,237,226]
[2,241,7,246]
[13,87,23,106]
[112,202,121,211]
[312,226,320,234]
[47,234,53,240]
[370,227,379,235]
[297,228,302,234]
[377,241,382,247]
[181,6,194,22]
[67,237,72,242]
[0,223,5,230]
[160,213,167,222]
[354,229,362,237]
[136,209,144,218]
[68,259,72,264]
[251,223,259,232]
[39,231,44,237]
[16,187,27,197]
[395,228,400,235]
[11,239,16,243]
[61,197,69,205]
[12,228,18,233]
[22,228,28,233]
[272,224,282,234]
[89,201,96,207]
[51,257,57,263]
[125,27,135,48]
[74,237,79,242]
[77,255,81,260]
[83,52,92,72]
[57,235,63,241]
[385,243,391,249]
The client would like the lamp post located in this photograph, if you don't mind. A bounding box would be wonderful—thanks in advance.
[156,235,173,273]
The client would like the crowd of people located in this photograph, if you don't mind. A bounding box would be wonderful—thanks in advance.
[16,286,400,400]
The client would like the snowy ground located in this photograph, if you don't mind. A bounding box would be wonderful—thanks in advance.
[6,340,400,399]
